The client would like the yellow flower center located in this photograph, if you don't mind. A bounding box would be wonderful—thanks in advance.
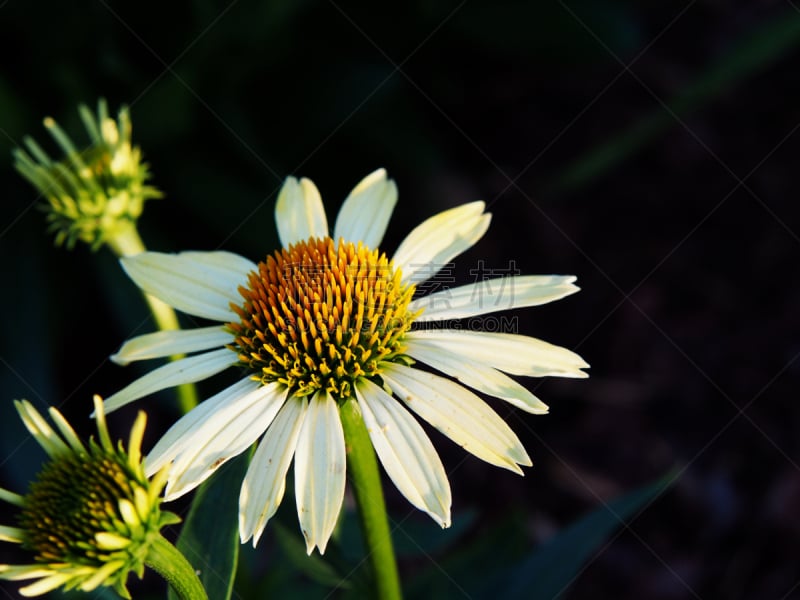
[229,236,417,399]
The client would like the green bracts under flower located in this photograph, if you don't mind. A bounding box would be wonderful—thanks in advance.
[13,99,162,250]
[0,396,202,599]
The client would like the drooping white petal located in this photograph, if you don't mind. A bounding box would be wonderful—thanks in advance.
[404,339,549,414]
[392,201,490,284]
[356,379,451,527]
[163,382,286,500]
[240,397,308,546]
[275,176,329,247]
[121,251,255,321]
[111,326,234,365]
[410,275,579,321]
[333,168,397,248]
[145,378,259,475]
[103,348,238,415]
[294,391,346,555]
[382,363,531,473]
[406,329,590,378]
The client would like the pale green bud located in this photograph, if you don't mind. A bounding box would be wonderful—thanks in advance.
[13,99,163,250]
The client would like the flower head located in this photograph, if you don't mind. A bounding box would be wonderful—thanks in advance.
[13,99,162,250]
[0,396,179,598]
[105,169,589,554]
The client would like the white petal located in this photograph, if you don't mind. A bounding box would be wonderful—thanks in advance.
[410,275,579,321]
[333,168,397,248]
[121,251,255,321]
[111,326,234,365]
[381,363,530,473]
[404,339,549,414]
[392,201,490,284]
[240,397,308,546]
[103,348,238,414]
[356,379,451,527]
[275,176,329,247]
[294,391,346,555]
[405,329,590,378]
[145,378,259,476]
[164,382,286,500]
[181,250,257,278]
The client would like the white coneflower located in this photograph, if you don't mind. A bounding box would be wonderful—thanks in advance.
[105,169,588,554]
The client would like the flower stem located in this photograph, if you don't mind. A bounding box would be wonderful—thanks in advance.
[146,534,208,600]
[339,397,402,600]
[105,222,198,413]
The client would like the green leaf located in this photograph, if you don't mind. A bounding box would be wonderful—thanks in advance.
[168,452,251,600]
[272,521,353,590]
[393,509,477,559]
[406,510,530,599]
[498,473,675,600]
[337,508,478,562]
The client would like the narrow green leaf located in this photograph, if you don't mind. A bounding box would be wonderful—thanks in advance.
[500,473,675,600]
[168,452,251,600]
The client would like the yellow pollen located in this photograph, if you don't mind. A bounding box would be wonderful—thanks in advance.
[228,237,418,399]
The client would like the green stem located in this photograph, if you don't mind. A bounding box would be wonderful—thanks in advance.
[339,397,402,600]
[146,534,208,600]
[105,222,199,413]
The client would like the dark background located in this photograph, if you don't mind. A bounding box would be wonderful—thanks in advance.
[1,1,799,598]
